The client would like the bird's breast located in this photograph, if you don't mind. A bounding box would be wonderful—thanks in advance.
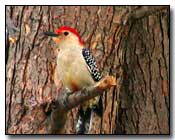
[57,49,95,92]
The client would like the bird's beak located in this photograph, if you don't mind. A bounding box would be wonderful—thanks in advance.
[44,31,59,37]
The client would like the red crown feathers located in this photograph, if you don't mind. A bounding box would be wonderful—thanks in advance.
[55,26,83,45]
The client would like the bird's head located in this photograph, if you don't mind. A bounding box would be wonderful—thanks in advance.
[44,26,84,50]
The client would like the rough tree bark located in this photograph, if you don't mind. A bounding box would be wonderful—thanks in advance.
[6,6,169,134]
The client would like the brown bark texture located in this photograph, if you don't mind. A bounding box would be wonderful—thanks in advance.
[6,6,169,134]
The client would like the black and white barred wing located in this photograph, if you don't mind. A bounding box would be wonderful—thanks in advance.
[82,48,102,82]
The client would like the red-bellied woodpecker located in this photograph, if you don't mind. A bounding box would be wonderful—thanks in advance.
[44,26,102,134]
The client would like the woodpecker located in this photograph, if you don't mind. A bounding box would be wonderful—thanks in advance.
[44,26,102,134]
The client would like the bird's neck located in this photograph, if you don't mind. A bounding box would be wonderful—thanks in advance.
[59,41,84,52]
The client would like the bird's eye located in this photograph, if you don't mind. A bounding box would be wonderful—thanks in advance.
[64,32,69,36]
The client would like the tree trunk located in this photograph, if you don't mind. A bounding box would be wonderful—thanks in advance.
[6,6,169,134]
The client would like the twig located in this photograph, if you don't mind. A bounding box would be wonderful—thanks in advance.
[119,6,169,25]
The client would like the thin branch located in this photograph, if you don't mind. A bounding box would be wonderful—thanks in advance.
[129,6,168,20]
[48,75,116,134]
[120,6,169,25]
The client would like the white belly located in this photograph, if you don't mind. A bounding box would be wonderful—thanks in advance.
[57,49,95,92]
